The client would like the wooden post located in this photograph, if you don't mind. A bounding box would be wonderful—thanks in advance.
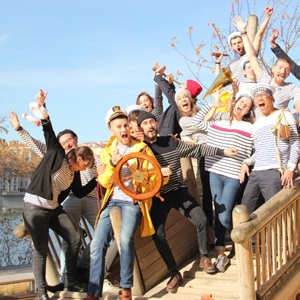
[14,223,60,289]
[110,206,145,296]
[247,15,258,44]
[232,205,256,300]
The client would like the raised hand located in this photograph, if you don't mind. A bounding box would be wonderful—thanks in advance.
[265,6,273,16]
[270,28,279,47]
[9,111,21,131]
[232,15,247,33]
[35,89,48,106]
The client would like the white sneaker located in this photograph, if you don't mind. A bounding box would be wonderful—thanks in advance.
[215,255,230,273]
[102,279,120,294]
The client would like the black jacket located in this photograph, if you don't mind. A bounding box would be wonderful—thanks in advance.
[154,74,182,137]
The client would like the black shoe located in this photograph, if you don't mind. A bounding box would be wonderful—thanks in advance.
[46,282,64,293]
[64,281,87,292]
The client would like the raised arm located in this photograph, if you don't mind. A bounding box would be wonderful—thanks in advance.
[9,111,46,158]
[252,6,273,52]
[233,15,263,78]
[270,29,300,81]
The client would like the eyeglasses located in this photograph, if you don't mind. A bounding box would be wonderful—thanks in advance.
[254,92,270,99]
[60,137,74,147]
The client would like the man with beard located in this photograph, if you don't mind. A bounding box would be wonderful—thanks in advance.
[233,15,300,117]
[216,6,273,83]
[137,110,238,294]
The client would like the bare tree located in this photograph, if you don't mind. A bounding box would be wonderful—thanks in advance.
[170,0,300,94]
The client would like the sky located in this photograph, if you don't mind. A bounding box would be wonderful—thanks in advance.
[1,0,299,144]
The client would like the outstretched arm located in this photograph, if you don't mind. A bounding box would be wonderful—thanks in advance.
[270,29,300,81]
[9,111,46,157]
[252,6,273,52]
[233,15,263,79]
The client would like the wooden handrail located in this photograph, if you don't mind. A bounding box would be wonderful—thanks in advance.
[231,176,300,300]
[231,178,300,244]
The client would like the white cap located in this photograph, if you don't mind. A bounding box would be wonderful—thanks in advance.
[105,106,127,128]
[228,32,242,46]
[250,84,276,97]
[125,104,145,115]
[236,90,254,101]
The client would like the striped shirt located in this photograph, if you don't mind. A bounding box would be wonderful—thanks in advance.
[111,144,133,202]
[18,127,98,198]
[180,104,229,144]
[226,53,249,83]
[243,110,299,171]
[24,159,74,209]
[205,121,253,179]
[146,136,224,194]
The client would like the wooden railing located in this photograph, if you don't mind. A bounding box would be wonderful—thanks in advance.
[231,177,300,300]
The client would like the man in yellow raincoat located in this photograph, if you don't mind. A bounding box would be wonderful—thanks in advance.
[85,106,170,300]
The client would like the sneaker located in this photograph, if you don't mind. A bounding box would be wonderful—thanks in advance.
[64,280,87,292]
[200,257,217,274]
[166,271,183,293]
[102,279,120,294]
[215,255,230,273]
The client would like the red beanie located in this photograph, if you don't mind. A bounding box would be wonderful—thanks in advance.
[186,80,202,98]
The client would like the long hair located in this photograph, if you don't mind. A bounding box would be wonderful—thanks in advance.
[67,146,95,169]
[229,98,256,125]
[136,92,154,107]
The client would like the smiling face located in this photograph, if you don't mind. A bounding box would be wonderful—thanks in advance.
[176,92,192,115]
[233,97,253,120]
[58,133,78,153]
[139,118,158,143]
[231,37,245,56]
[253,91,275,116]
[243,62,256,82]
[272,59,291,85]
[109,117,131,145]
[137,94,153,112]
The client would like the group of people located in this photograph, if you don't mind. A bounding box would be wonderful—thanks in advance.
[11,4,300,300]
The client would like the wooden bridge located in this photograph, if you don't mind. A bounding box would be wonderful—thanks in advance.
[1,164,300,300]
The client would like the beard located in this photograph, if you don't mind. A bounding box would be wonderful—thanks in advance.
[144,128,157,142]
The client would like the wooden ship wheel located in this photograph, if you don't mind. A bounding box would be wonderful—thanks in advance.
[114,151,164,201]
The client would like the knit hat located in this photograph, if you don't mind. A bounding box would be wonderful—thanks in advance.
[57,129,78,139]
[105,106,127,128]
[137,110,156,126]
[250,84,276,97]
[228,32,242,46]
[174,89,192,105]
[186,80,202,98]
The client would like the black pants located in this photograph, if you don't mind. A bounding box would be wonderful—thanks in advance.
[23,202,81,291]
[198,157,213,226]
[150,187,209,272]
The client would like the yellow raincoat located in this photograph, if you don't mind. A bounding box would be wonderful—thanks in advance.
[96,136,169,237]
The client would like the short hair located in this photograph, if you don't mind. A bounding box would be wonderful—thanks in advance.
[57,129,77,140]
[275,57,292,67]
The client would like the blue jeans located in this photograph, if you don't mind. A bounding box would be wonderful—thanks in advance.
[88,200,141,297]
[59,195,99,282]
[210,172,240,249]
